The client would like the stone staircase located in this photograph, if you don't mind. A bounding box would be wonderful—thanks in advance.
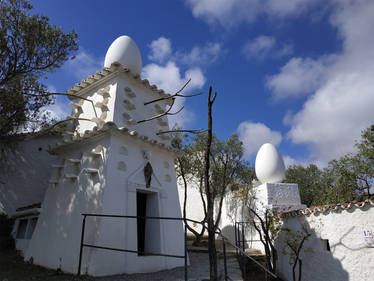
[187,240,243,281]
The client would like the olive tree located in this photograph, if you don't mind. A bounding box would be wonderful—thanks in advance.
[0,0,78,135]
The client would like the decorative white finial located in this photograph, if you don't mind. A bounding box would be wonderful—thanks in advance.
[255,143,285,184]
[104,36,142,75]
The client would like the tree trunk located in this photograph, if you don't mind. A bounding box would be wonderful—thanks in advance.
[205,86,217,281]
[179,158,204,244]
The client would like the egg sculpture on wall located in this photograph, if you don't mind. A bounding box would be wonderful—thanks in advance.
[104,35,142,76]
[255,143,286,184]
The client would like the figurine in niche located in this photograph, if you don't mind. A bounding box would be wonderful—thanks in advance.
[144,162,153,188]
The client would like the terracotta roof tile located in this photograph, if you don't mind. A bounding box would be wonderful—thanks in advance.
[280,199,374,218]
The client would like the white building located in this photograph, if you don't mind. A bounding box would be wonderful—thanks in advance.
[2,36,373,281]
[1,36,185,276]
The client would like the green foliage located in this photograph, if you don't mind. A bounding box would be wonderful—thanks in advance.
[285,164,328,206]
[249,207,282,273]
[285,125,374,206]
[173,131,255,198]
[172,130,256,245]
[0,0,78,135]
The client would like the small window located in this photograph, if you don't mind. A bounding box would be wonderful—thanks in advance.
[25,218,38,239]
[321,239,331,251]
[16,219,28,239]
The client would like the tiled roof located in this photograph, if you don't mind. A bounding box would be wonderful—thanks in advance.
[280,199,374,218]
[48,121,179,155]
[66,62,173,105]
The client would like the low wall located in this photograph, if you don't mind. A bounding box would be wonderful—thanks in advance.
[276,200,374,281]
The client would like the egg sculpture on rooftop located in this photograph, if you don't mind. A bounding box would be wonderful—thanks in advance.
[104,35,142,76]
[255,143,286,184]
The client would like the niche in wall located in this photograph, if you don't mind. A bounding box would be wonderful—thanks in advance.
[321,239,331,251]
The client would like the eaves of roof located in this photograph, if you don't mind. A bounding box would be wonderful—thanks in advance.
[47,121,180,156]
[66,62,173,105]
[280,199,374,218]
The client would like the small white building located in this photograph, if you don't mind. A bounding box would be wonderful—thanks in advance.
[3,36,186,276]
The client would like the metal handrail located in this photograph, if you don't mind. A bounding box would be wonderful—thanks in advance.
[77,213,278,280]
[216,227,278,279]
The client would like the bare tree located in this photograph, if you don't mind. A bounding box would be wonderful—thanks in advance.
[282,225,312,281]
[249,207,282,273]
[205,86,218,280]
[139,81,222,281]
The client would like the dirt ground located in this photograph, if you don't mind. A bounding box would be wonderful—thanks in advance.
[0,250,90,281]
[0,250,225,281]
[0,248,278,281]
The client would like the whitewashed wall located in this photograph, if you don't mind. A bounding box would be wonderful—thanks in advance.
[178,182,250,245]
[25,135,110,274]
[276,203,374,281]
[0,135,59,214]
[84,133,185,276]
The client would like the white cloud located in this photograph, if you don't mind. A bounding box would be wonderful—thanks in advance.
[266,56,333,99]
[142,61,205,127]
[237,121,282,159]
[176,42,223,67]
[43,99,70,121]
[277,44,294,58]
[148,37,172,63]
[265,0,320,17]
[143,37,220,127]
[148,37,224,69]
[282,155,310,168]
[64,49,103,80]
[242,35,293,60]
[185,0,322,27]
[277,0,374,165]
[42,86,71,121]
[143,61,205,94]
[242,36,275,59]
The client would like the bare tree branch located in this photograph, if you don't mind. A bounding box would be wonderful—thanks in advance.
[45,117,96,131]
[23,91,98,118]
[137,98,185,124]
[143,79,203,106]
[156,129,207,135]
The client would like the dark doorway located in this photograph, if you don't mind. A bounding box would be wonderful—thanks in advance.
[137,192,147,255]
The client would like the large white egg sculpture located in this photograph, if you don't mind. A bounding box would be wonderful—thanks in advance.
[104,35,142,75]
[255,143,285,184]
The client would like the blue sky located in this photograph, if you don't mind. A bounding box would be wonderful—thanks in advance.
[31,0,374,167]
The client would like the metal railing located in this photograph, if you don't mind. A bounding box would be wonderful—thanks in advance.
[234,221,278,280]
[235,221,262,253]
[77,214,278,280]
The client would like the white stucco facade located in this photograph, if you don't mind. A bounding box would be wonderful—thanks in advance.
[2,36,186,276]
[2,35,373,280]
[277,201,374,281]
[0,134,59,214]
